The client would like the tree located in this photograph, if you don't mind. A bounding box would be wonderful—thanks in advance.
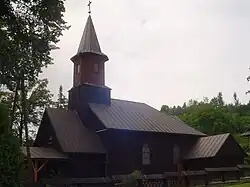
[210,92,224,107]
[161,92,250,135]
[0,0,68,165]
[0,103,9,134]
[0,97,23,187]
[233,92,240,107]
[0,133,23,187]
[7,79,54,143]
[56,85,68,109]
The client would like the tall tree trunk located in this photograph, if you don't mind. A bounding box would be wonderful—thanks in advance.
[19,112,23,145]
[21,78,31,158]
[9,81,20,131]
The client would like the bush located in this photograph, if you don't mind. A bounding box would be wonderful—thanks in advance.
[0,134,24,187]
[122,170,144,187]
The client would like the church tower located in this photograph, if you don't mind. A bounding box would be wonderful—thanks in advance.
[70,15,109,87]
[68,4,111,113]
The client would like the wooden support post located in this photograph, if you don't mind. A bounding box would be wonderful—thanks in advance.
[34,160,38,182]
[32,160,47,183]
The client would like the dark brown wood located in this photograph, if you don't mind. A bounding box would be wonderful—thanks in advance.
[205,167,240,182]
[42,177,112,186]
[32,160,47,182]
[73,54,105,87]
[184,156,244,171]
[87,123,198,175]
[205,167,239,172]
[181,170,208,187]
[33,112,62,152]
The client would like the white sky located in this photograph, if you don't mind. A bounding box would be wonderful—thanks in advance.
[41,0,250,110]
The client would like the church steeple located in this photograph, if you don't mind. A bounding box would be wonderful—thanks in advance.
[71,12,108,87]
[71,15,108,63]
[68,2,111,112]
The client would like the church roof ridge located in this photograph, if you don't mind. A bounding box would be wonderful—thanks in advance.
[111,98,147,105]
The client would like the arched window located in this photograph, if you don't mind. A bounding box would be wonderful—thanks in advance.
[142,144,150,165]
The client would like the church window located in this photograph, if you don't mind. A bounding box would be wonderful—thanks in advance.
[93,63,99,73]
[77,64,80,74]
[173,144,180,164]
[142,144,150,165]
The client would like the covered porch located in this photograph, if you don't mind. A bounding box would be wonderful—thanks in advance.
[21,146,68,183]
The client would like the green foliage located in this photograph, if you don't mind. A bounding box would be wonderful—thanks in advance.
[0,93,23,186]
[27,79,54,124]
[161,92,250,149]
[161,92,250,135]
[0,0,69,89]
[0,91,11,133]
[0,103,9,133]
[122,170,144,187]
[0,134,23,187]
[1,79,54,140]
[0,0,67,184]
[233,134,249,151]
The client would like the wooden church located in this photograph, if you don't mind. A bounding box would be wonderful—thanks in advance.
[30,12,246,180]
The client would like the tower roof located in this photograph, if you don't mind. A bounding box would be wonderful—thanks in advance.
[71,15,108,62]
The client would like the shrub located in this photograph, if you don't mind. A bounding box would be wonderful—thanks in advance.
[0,134,24,187]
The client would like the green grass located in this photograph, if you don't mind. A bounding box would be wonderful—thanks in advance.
[198,182,250,187]
[225,183,250,187]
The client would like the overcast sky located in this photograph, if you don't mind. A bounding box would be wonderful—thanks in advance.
[41,0,250,109]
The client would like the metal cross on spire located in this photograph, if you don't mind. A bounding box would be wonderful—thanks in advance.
[87,1,92,15]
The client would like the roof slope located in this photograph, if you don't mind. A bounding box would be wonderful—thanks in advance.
[46,108,106,154]
[21,147,68,159]
[89,99,205,136]
[184,133,230,159]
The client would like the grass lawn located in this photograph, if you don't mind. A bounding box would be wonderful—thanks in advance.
[225,183,250,187]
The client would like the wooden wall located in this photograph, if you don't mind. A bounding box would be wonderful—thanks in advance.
[98,129,198,175]
[184,156,244,171]
[62,153,106,178]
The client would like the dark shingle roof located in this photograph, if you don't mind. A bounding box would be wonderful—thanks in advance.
[89,99,205,136]
[46,108,106,154]
[184,133,230,159]
[21,147,68,159]
[71,15,108,62]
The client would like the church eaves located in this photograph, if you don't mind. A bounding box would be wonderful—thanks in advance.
[71,15,108,62]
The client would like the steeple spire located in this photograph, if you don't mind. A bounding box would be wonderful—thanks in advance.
[70,3,108,63]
